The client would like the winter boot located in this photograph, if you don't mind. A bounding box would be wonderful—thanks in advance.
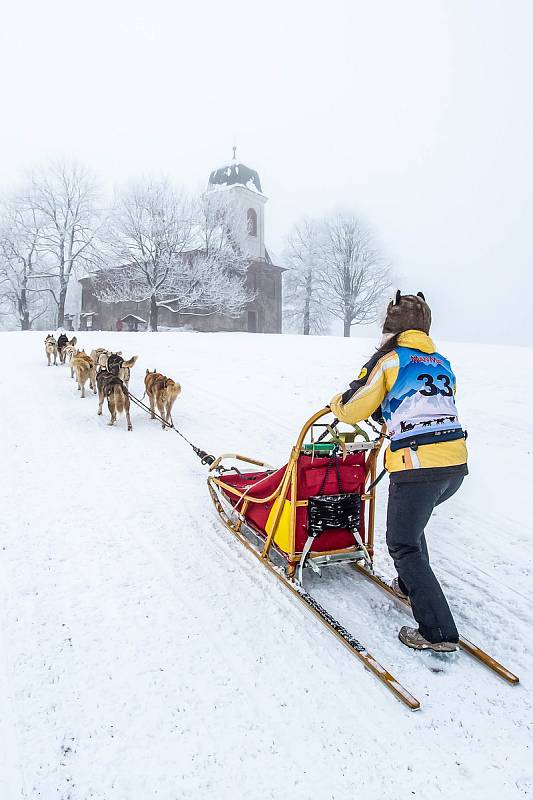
[390,577,409,601]
[398,626,457,653]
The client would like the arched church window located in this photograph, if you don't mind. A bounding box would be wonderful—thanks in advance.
[247,208,257,237]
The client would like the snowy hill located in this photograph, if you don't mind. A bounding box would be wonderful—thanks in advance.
[0,330,531,800]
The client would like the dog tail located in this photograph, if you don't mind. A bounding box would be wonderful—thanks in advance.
[142,367,154,399]
[112,383,125,414]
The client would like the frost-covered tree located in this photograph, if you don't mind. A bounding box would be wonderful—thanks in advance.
[155,193,252,319]
[321,214,391,337]
[0,197,51,329]
[92,179,194,331]
[93,182,252,330]
[282,218,328,335]
[27,161,103,327]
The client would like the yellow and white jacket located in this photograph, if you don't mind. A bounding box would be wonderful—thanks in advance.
[330,330,468,479]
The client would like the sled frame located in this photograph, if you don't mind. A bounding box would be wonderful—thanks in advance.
[208,408,385,576]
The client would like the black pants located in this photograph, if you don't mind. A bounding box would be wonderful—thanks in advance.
[386,475,464,643]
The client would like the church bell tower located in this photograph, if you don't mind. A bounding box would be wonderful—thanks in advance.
[207,148,268,261]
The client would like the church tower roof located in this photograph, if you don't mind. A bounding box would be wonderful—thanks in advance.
[208,148,263,193]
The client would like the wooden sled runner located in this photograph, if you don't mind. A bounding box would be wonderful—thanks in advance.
[207,408,519,709]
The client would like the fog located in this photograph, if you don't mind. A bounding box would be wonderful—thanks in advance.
[1,0,531,344]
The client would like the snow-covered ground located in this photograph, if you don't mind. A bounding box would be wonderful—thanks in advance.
[0,330,531,800]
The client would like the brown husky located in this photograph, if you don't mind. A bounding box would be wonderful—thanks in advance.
[97,369,133,431]
[44,335,58,366]
[144,369,181,429]
[71,350,96,398]
[63,338,78,377]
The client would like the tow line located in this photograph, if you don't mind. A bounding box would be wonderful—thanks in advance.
[127,390,215,465]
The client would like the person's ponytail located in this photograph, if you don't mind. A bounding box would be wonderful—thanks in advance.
[371,332,401,363]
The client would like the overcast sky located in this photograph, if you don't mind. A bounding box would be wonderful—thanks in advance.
[1,0,531,344]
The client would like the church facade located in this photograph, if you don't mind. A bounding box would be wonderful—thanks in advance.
[77,156,285,334]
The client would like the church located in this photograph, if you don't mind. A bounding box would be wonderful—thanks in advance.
[76,154,285,334]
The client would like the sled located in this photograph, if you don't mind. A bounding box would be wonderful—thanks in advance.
[207,408,519,709]
[207,408,384,579]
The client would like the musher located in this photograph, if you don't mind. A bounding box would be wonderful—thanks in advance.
[330,291,468,653]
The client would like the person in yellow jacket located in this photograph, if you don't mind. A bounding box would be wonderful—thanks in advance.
[330,291,467,653]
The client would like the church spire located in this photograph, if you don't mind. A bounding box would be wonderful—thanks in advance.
[232,144,237,163]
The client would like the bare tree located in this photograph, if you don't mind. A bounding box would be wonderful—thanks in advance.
[93,182,252,330]
[93,179,195,331]
[28,161,102,327]
[0,197,51,329]
[321,214,391,337]
[282,217,329,335]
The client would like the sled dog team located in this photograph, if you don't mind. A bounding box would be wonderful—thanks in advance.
[43,333,181,432]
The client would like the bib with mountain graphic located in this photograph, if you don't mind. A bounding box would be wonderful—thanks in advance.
[382,346,462,444]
